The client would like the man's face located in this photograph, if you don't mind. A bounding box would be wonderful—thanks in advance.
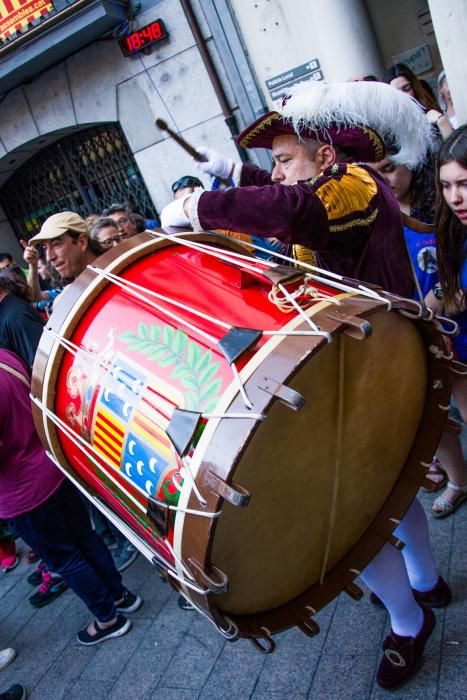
[370,157,412,203]
[0,258,13,269]
[44,233,90,278]
[107,211,137,238]
[271,136,322,185]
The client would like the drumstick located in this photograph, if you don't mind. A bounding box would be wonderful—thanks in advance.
[155,118,208,162]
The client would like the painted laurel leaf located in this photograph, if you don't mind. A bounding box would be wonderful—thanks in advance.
[138,322,149,339]
[171,365,192,381]
[147,346,168,360]
[202,396,221,413]
[185,391,200,411]
[173,328,187,354]
[186,342,201,369]
[162,325,174,345]
[195,349,212,373]
[119,323,222,410]
[199,378,222,402]
[149,325,161,341]
[198,363,219,385]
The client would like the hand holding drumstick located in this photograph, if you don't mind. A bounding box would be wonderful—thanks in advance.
[155,118,235,178]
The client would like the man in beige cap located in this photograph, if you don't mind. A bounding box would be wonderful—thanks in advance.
[26,211,141,573]
[27,212,99,281]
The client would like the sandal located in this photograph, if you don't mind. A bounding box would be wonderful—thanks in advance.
[432,481,467,519]
[422,458,447,493]
[26,550,39,564]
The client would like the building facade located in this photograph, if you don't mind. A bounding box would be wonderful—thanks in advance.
[0,0,465,256]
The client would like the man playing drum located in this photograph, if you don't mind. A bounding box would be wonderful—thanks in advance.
[160,80,452,690]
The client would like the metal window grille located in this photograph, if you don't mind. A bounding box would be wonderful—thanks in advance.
[0,122,158,240]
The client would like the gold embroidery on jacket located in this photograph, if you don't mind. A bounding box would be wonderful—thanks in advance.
[315,164,378,222]
[292,244,318,265]
[329,207,379,232]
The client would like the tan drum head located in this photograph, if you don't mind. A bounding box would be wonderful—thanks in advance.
[210,311,426,615]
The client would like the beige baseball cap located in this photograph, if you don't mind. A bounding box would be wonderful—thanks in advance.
[29,211,89,244]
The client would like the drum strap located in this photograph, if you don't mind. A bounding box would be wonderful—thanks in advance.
[0,362,31,389]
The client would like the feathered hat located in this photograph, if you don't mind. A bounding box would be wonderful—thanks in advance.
[237,81,434,167]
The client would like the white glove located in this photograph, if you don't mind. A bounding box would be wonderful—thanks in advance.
[160,194,191,228]
[194,146,234,179]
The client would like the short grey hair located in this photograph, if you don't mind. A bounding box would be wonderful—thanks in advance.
[90,217,118,241]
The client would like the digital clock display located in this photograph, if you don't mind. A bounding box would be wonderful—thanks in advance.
[119,19,168,56]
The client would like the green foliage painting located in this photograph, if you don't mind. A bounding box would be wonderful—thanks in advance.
[120,323,222,412]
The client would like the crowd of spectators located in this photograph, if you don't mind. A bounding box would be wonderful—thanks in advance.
[0,201,150,698]
[0,69,466,697]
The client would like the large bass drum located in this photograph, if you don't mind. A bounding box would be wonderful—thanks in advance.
[32,230,453,651]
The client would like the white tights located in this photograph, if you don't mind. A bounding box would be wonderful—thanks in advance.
[359,498,438,637]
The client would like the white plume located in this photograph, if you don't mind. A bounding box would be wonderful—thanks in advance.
[279,81,434,168]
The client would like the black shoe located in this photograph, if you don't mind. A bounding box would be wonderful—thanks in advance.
[116,589,143,614]
[27,562,45,586]
[412,576,452,608]
[370,576,452,610]
[77,613,131,646]
[0,684,27,700]
[376,606,435,690]
[29,574,68,608]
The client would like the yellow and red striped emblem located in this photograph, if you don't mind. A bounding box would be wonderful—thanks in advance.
[93,406,125,468]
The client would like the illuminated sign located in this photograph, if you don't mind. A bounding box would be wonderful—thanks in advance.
[0,0,53,41]
[119,18,167,56]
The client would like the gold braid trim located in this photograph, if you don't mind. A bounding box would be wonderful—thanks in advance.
[239,112,282,148]
[292,244,318,265]
[329,207,379,232]
[360,126,385,162]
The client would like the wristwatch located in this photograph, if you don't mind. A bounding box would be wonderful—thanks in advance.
[433,285,443,300]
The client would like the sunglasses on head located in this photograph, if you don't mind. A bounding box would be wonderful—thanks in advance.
[171,176,203,193]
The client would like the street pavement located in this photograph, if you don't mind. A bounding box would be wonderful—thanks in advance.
[1,457,467,699]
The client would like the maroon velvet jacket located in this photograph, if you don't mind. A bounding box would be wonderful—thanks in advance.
[196,162,414,298]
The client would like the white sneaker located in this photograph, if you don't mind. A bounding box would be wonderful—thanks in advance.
[0,648,16,672]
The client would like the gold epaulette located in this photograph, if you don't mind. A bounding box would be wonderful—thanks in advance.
[292,244,317,266]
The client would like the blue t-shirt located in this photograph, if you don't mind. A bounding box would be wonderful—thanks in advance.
[460,255,467,291]
[403,225,438,299]
[453,310,467,362]
[454,253,467,361]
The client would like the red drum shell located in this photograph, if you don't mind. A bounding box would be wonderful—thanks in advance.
[32,231,452,645]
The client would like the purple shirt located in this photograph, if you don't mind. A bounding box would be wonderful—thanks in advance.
[197,162,414,298]
[0,349,64,519]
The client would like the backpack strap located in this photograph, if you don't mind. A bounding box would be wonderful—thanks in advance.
[0,361,31,389]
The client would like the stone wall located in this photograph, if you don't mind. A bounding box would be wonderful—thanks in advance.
[0,0,242,249]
